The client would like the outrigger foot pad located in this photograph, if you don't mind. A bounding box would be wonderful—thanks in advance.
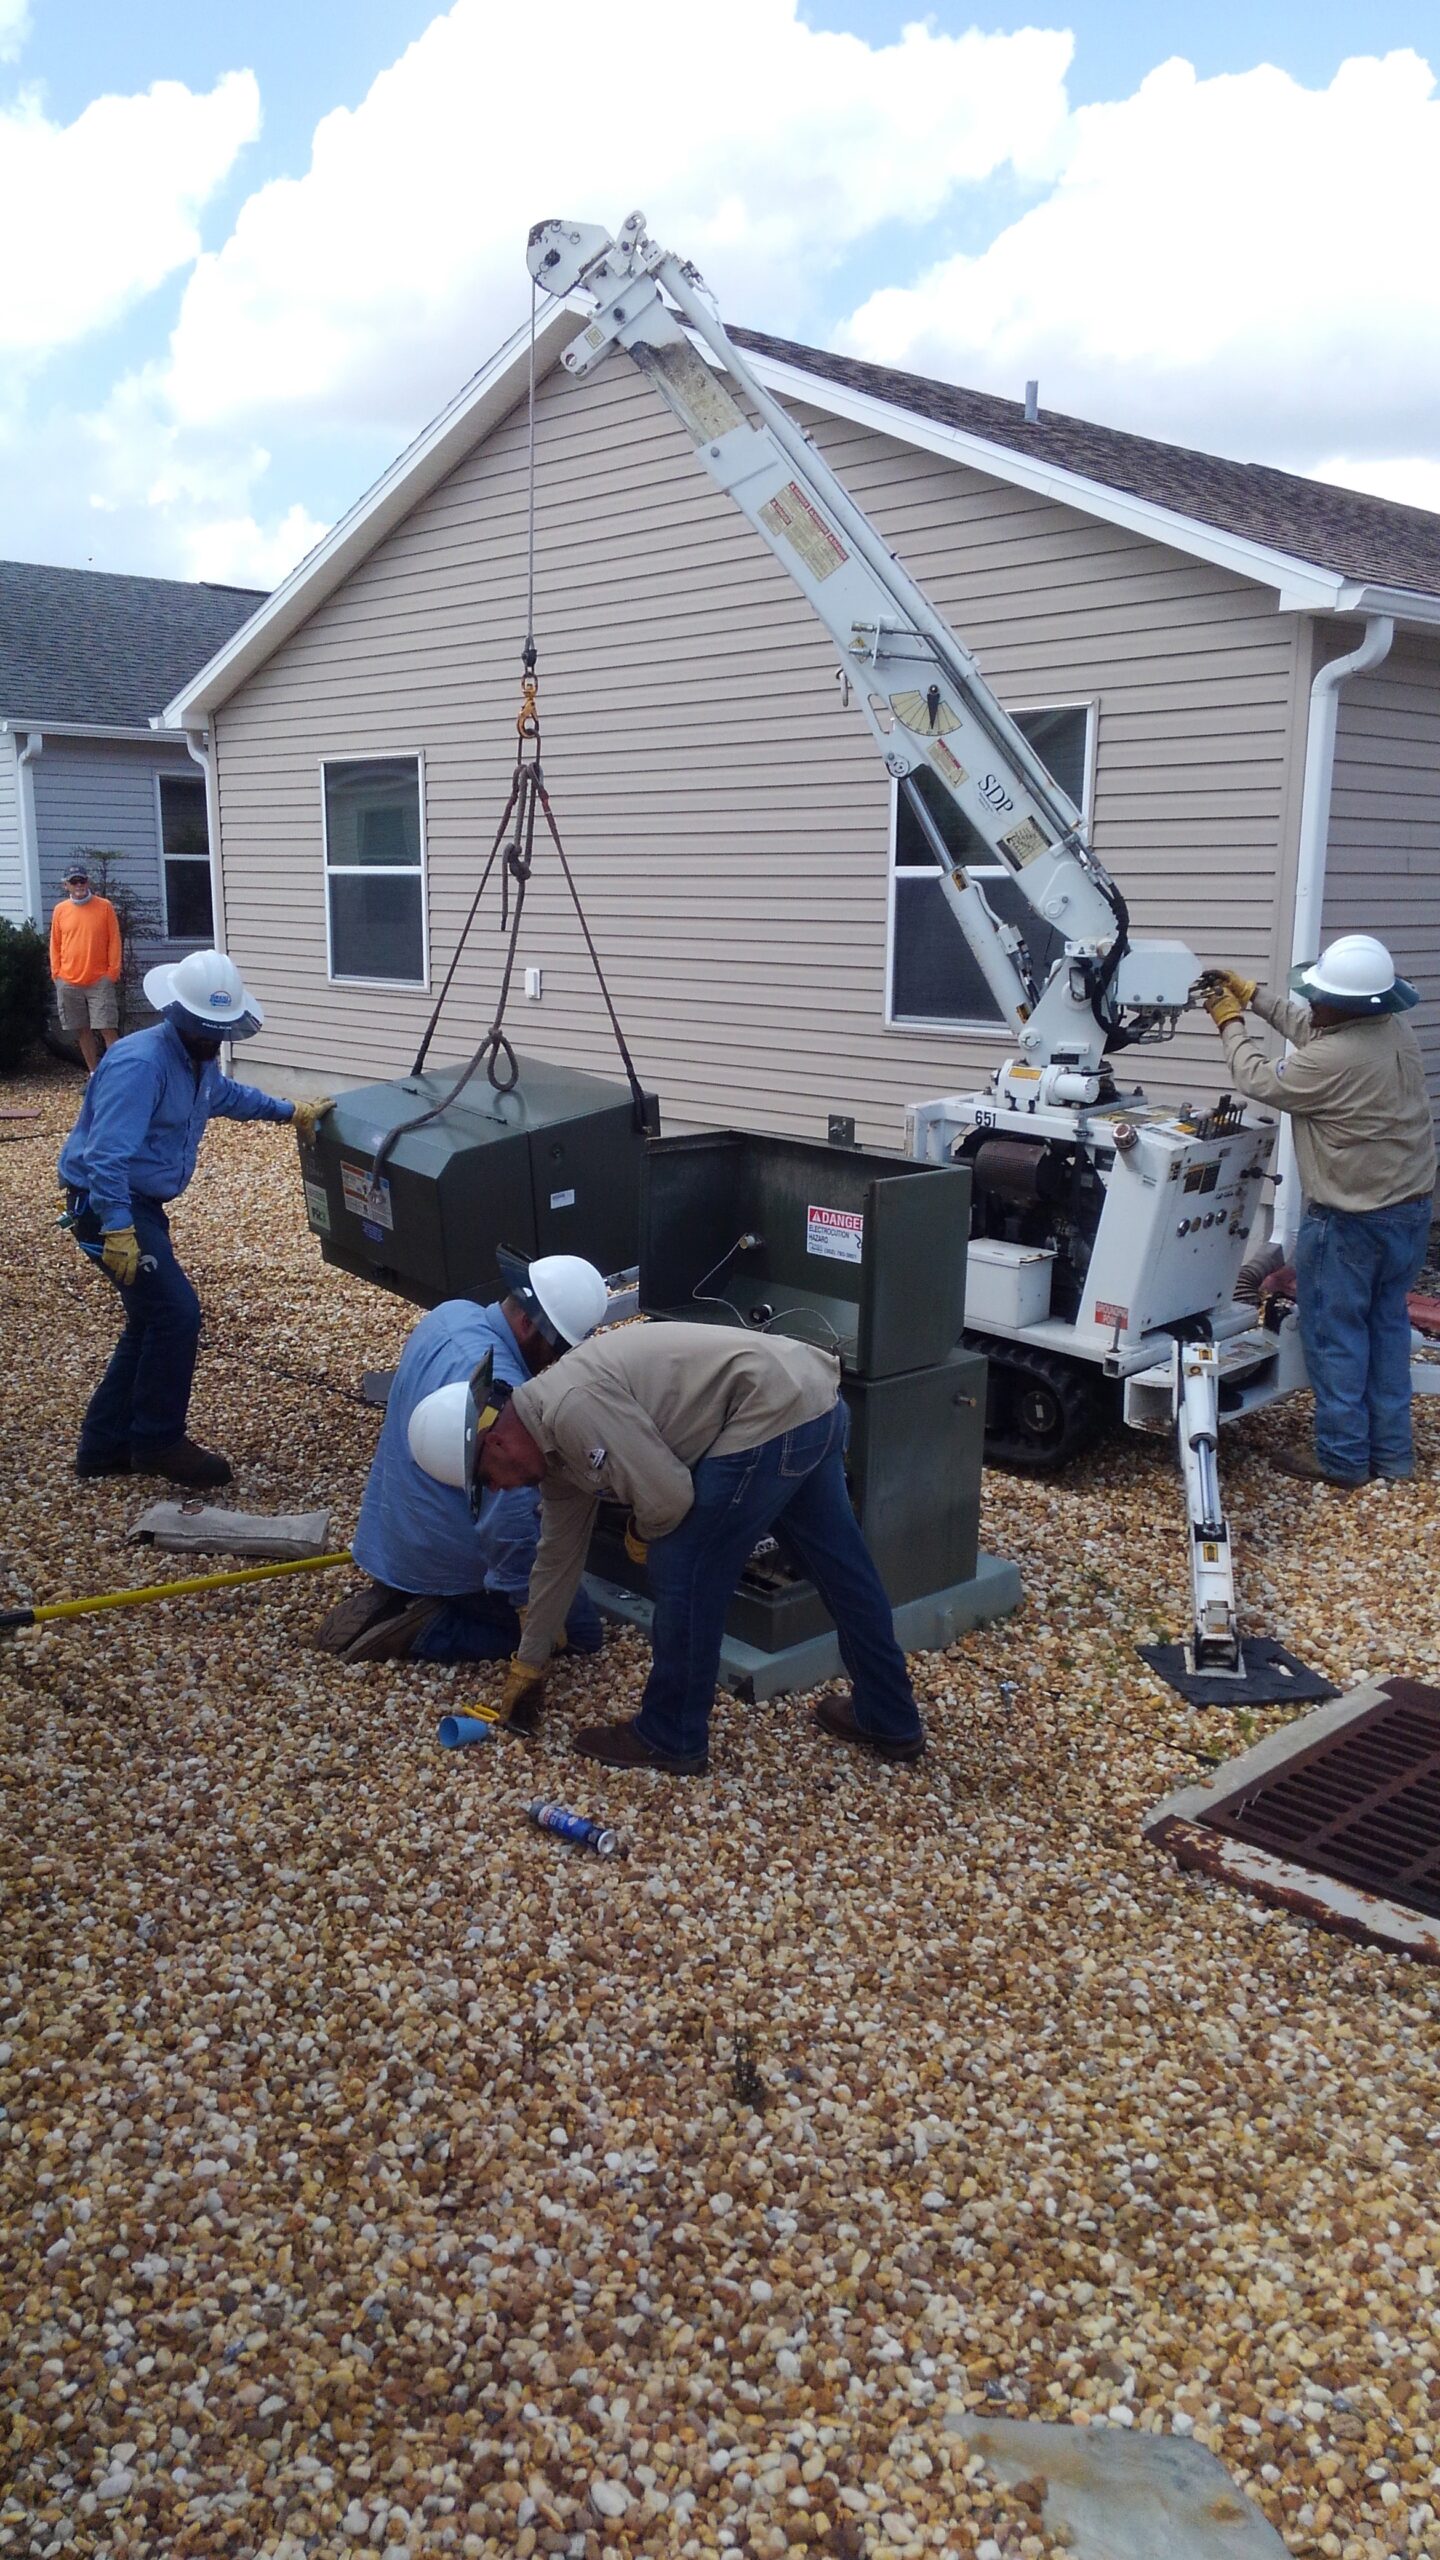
[1139,1638,1339,1709]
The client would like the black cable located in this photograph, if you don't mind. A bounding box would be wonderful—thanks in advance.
[535,775,654,1133]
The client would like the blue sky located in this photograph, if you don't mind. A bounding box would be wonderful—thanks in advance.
[3,0,1439,583]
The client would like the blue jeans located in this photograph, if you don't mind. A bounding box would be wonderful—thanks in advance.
[635,1402,921,1762]
[411,1584,605,1664]
[71,1192,202,1459]
[1294,1197,1432,1480]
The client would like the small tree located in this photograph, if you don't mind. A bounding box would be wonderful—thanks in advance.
[71,849,165,1031]
[0,918,52,1073]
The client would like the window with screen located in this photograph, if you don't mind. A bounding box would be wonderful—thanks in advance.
[158,774,215,941]
[322,756,427,985]
[887,703,1093,1030]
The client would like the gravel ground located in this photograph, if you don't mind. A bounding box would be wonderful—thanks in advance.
[2,1062,1438,2560]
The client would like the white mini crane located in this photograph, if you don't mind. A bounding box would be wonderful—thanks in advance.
[528,212,1310,1691]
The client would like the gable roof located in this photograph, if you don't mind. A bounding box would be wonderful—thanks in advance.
[732,328,1440,602]
[0,559,266,729]
[164,304,1440,729]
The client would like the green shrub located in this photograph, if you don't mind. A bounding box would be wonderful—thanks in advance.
[0,918,51,1073]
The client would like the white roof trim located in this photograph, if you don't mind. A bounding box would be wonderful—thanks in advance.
[0,716,187,744]
[163,313,1440,725]
[162,298,583,726]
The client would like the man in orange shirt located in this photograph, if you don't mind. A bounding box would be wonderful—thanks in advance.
[50,862,122,1072]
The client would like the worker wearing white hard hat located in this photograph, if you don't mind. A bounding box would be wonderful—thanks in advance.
[1201,936,1436,1486]
[57,949,334,1488]
[314,1247,610,1663]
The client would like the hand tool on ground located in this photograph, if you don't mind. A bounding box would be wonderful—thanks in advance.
[0,1550,353,1634]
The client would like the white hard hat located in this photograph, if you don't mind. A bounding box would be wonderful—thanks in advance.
[144,947,266,1035]
[1291,934,1418,1015]
[407,1352,512,1510]
[496,1247,608,1347]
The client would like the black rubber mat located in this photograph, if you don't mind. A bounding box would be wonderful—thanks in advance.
[1138,1637,1340,1708]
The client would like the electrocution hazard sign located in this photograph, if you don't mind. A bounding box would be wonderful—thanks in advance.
[806,1204,864,1264]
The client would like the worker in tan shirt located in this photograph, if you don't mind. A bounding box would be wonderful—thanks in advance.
[50,862,122,1072]
[1203,935,1436,1486]
[407,1322,926,1774]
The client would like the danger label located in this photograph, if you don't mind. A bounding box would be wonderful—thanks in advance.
[1093,1299,1129,1330]
[758,481,848,582]
[341,1161,394,1231]
[807,1204,864,1264]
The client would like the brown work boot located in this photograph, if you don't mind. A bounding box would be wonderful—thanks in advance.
[814,1689,927,1762]
[573,1717,709,1775]
[133,1436,233,1489]
[313,1583,405,1656]
[1267,1444,1365,1489]
[343,1594,443,1663]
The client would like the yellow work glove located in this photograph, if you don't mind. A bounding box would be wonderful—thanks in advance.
[1201,985,1246,1031]
[101,1225,141,1286]
[1215,969,1258,1007]
[623,1515,649,1567]
[291,1096,335,1146]
[500,1655,547,1735]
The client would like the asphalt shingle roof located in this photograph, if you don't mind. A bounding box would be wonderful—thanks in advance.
[733,328,1440,602]
[0,560,266,728]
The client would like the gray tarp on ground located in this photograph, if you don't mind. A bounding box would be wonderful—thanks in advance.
[947,2411,1290,2558]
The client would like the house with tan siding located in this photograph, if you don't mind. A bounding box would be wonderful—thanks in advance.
[162,306,1440,1193]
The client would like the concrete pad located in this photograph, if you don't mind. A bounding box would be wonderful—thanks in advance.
[948,2411,1289,2557]
[589,1550,1022,1702]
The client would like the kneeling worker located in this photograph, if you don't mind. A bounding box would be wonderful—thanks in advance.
[316,1250,610,1663]
[1202,934,1436,1486]
[59,949,331,1487]
[408,1322,926,1773]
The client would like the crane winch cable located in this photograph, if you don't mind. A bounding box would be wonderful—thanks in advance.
[373,278,651,1184]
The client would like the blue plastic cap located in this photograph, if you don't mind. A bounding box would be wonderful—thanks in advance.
[438,1713,495,1750]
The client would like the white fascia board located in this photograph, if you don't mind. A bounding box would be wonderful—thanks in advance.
[745,353,1356,613]
[162,297,585,728]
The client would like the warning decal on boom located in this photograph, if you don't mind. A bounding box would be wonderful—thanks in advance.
[758,482,848,582]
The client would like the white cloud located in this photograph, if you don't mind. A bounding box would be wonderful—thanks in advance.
[157,0,1072,436]
[0,0,31,66]
[839,49,1440,485]
[0,69,260,356]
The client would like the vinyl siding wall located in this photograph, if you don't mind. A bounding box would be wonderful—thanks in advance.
[31,734,207,967]
[215,359,1308,1147]
[1325,629,1440,1102]
[0,731,21,923]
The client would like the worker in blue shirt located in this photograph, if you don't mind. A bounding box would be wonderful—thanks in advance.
[59,948,332,1489]
[314,1250,610,1663]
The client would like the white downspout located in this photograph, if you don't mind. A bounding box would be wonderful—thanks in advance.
[16,729,44,925]
[1274,612,1394,1248]
[182,725,226,953]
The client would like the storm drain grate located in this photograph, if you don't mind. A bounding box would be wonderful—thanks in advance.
[1202,1680,1440,1917]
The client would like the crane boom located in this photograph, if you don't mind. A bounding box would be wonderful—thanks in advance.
[528,211,1200,1079]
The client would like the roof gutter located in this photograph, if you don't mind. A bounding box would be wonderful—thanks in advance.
[1274,611,1395,1248]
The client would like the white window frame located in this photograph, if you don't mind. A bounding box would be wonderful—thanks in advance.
[884,697,1097,1038]
[154,767,215,943]
[320,749,431,992]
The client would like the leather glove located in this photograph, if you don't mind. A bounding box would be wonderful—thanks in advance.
[291,1096,335,1146]
[500,1655,547,1735]
[101,1225,141,1286]
[623,1515,649,1567]
[1215,968,1258,1007]
[1201,985,1246,1031]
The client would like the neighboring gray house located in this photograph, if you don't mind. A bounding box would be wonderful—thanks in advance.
[0,562,265,985]
[162,307,1440,1171]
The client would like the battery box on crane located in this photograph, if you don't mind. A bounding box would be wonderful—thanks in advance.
[298,1054,658,1309]
[587,1129,985,1648]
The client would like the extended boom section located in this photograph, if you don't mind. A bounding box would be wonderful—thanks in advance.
[528,214,1198,1078]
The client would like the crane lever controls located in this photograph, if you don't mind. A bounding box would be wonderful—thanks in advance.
[530,211,1311,1696]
